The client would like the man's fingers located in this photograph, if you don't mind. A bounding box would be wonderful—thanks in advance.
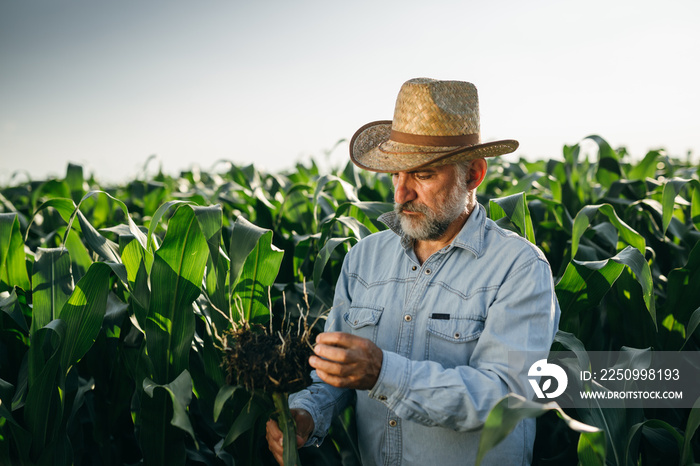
[316,331,364,348]
[309,354,353,376]
[313,343,350,363]
[265,419,284,465]
[315,368,355,388]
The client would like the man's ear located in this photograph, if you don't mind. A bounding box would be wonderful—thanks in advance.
[466,158,487,190]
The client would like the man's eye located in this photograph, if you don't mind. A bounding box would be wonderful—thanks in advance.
[416,174,433,180]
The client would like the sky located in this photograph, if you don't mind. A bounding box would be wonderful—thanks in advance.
[1,0,699,185]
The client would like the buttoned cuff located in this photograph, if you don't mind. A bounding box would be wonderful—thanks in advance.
[368,350,410,409]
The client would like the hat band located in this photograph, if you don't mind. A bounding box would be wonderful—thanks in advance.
[390,129,479,147]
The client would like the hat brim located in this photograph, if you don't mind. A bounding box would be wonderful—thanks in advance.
[349,120,519,173]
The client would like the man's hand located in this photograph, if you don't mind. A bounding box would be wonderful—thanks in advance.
[265,409,314,466]
[310,332,383,390]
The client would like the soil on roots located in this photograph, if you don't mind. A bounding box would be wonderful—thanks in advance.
[223,324,314,394]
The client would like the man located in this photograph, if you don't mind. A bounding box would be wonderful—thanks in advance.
[266,78,560,465]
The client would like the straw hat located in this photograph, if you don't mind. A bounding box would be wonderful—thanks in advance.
[349,78,518,173]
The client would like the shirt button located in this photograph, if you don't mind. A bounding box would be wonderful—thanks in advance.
[378,395,387,401]
[404,315,412,322]
[425,269,432,275]
[389,419,398,427]
[454,332,461,339]
[411,265,417,271]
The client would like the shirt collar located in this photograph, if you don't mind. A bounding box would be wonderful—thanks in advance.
[378,203,486,257]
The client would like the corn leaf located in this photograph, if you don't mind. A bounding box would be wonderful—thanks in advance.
[119,234,151,327]
[571,204,645,259]
[63,227,92,283]
[31,248,72,335]
[625,419,684,466]
[587,135,623,188]
[143,370,197,446]
[681,306,700,350]
[213,385,237,423]
[24,319,66,461]
[57,261,111,373]
[146,205,208,384]
[222,395,269,448]
[475,393,601,466]
[0,288,29,333]
[662,178,690,235]
[556,256,625,316]
[229,216,269,289]
[230,217,284,323]
[313,237,355,290]
[681,397,700,465]
[146,199,193,253]
[0,213,31,292]
[489,192,536,243]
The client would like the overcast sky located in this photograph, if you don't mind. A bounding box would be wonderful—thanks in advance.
[1,0,698,185]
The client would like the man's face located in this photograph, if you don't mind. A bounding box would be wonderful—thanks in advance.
[392,164,470,241]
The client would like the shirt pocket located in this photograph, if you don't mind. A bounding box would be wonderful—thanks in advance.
[426,316,484,368]
[343,304,383,343]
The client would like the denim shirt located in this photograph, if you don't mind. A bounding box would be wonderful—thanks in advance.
[290,204,561,466]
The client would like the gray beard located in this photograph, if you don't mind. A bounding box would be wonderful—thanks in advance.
[395,182,470,241]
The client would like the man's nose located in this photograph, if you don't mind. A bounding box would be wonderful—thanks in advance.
[393,173,416,204]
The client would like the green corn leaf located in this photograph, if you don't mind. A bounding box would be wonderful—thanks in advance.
[77,190,149,251]
[0,287,29,333]
[627,150,661,181]
[577,430,607,466]
[146,205,208,384]
[692,183,700,231]
[24,319,66,461]
[0,213,31,292]
[681,396,700,465]
[63,227,93,283]
[222,395,269,448]
[681,306,700,350]
[556,254,625,316]
[229,216,284,323]
[665,241,700,327]
[232,229,284,323]
[143,370,197,446]
[0,378,19,425]
[229,216,268,289]
[313,237,356,290]
[587,135,623,188]
[31,248,72,335]
[571,204,645,259]
[557,246,655,326]
[476,394,601,466]
[489,193,536,243]
[119,234,151,324]
[273,392,301,466]
[661,178,699,235]
[26,198,80,244]
[192,205,228,314]
[607,247,655,327]
[75,210,121,264]
[500,171,546,197]
[146,200,194,253]
[31,180,71,210]
[213,385,237,423]
[57,261,111,373]
[65,163,85,202]
[625,419,684,466]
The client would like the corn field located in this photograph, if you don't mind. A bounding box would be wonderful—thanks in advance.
[1,135,699,465]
